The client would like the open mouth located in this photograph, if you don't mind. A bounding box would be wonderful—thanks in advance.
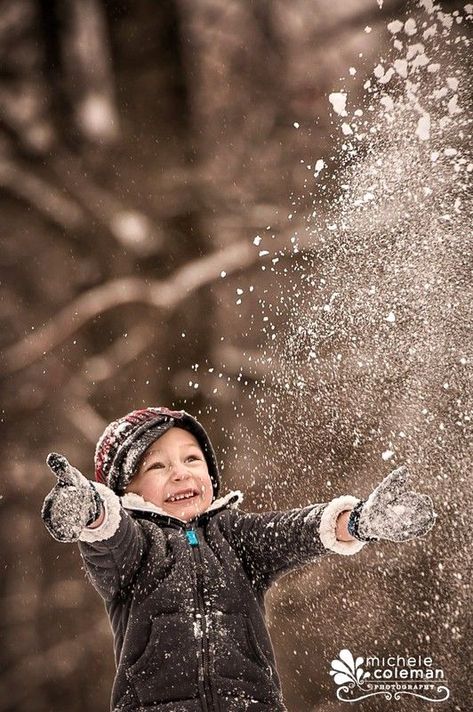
[165,488,199,504]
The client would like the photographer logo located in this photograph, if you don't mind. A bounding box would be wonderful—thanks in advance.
[329,648,450,703]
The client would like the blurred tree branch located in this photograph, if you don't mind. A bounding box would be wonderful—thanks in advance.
[4,240,255,374]
[0,145,165,253]
[0,155,85,231]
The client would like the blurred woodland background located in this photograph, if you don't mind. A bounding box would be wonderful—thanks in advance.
[1,0,471,711]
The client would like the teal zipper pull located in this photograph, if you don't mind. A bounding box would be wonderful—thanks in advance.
[185,529,199,546]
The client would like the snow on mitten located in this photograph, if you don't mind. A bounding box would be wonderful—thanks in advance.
[347,466,437,543]
[41,453,104,543]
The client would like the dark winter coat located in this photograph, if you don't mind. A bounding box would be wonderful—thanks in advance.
[78,485,365,712]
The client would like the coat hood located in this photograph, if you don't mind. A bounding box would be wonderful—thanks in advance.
[95,407,221,499]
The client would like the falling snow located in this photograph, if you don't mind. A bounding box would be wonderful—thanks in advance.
[234,6,473,680]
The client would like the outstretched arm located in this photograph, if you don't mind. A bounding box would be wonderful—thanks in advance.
[220,495,366,590]
[41,453,159,600]
[220,466,436,590]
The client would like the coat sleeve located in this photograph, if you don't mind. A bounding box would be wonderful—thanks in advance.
[221,495,368,590]
[77,483,157,601]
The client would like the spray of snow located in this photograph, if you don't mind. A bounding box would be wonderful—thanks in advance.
[243,4,472,554]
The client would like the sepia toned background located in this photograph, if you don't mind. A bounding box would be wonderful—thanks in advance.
[1,1,471,710]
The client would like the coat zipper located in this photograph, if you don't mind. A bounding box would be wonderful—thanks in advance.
[136,512,221,710]
[186,525,218,712]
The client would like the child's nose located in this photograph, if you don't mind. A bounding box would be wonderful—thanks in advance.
[170,464,190,480]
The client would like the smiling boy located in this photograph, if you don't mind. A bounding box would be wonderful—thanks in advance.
[41,406,436,711]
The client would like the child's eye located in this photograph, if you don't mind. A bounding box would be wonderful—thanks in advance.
[186,455,200,462]
[149,462,165,470]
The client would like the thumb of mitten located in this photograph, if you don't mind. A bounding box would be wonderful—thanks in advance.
[365,465,408,508]
[42,454,101,543]
[46,452,82,487]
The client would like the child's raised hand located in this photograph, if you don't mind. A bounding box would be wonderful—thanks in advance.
[41,453,104,543]
[348,466,437,543]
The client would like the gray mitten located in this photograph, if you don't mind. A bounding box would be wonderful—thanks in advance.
[348,466,437,543]
[41,453,103,543]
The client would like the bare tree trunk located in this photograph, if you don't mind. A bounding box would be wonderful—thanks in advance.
[57,0,120,145]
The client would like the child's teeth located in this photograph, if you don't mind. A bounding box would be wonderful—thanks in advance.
[169,492,194,502]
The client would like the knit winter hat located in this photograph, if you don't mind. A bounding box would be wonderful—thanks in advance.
[94,406,220,498]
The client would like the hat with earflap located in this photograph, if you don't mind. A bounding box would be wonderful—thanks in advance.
[94,406,220,498]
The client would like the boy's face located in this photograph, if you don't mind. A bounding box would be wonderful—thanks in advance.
[124,426,214,521]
